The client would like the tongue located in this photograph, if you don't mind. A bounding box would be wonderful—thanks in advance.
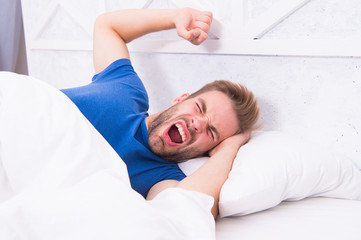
[168,125,182,143]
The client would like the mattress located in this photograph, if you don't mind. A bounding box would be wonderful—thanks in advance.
[216,197,361,240]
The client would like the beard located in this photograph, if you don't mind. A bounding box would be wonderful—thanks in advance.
[147,105,205,162]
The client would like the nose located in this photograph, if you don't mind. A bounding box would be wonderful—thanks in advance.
[191,115,208,133]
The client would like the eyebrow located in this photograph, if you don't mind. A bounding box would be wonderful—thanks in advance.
[199,98,220,141]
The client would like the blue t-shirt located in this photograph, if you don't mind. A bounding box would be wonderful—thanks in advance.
[61,59,186,198]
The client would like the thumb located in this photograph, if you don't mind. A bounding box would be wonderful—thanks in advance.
[190,29,201,39]
[178,28,200,42]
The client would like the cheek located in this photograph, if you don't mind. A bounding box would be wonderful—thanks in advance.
[193,134,216,149]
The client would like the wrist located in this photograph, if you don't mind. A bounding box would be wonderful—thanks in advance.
[171,8,186,28]
[157,8,178,29]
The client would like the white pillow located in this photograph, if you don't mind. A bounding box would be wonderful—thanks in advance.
[179,131,361,218]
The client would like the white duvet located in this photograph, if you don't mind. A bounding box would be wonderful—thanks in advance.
[0,72,215,240]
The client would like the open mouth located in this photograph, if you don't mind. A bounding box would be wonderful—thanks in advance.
[164,122,188,146]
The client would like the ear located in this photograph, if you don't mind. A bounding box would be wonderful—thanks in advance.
[171,93,190,106]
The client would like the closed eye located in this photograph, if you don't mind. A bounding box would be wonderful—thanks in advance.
[208,128,215,140]
[196,102,202,113]
[197,98,220,141]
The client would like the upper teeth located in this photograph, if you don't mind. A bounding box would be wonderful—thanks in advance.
[175,123,186,142]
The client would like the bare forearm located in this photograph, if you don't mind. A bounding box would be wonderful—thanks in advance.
[96,9,178,43]
[176,145,239,218]
[93,7,211,73]
[176,132,250,218]
[93,9,179,72]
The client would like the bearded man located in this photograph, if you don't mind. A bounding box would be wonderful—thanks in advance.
[62,7,260,218]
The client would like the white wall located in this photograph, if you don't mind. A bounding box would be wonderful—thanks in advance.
[21,0,361,166]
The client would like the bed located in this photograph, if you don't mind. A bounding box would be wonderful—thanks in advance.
[216,197,361,240]
[1,71,361,239]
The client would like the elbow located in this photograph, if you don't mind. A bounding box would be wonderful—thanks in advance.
[93,12,129,44]
[94,13,109,33]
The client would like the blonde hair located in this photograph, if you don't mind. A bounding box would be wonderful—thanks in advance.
[189,80,260,134]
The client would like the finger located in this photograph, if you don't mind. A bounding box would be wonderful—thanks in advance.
[194,20,210,33]
[191,29,201,39]
[188,29,201,43]
[190,30,208,45]
[177,27,192,41]
[195,14,213,25]
[201,11,213,19]
[178,28,202,44]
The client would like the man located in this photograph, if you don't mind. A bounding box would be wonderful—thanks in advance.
[62,7,259,218]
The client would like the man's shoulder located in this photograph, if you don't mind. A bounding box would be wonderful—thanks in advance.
[92,58,136,82]
[91,58,147,93]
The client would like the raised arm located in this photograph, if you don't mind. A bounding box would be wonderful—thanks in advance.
[93,8,212,74]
